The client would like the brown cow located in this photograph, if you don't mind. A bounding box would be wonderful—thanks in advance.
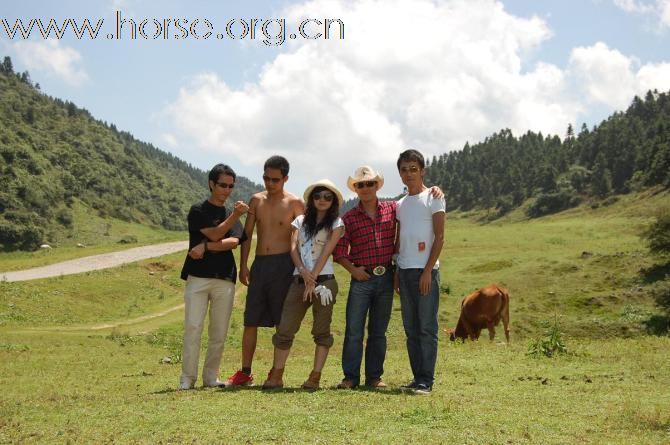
[449,285,510,342]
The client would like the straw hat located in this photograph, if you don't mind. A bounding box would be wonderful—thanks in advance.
[303,179,344,206]
[346,165,384,192]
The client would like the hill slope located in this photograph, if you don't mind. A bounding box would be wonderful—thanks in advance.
[0,59,262,250]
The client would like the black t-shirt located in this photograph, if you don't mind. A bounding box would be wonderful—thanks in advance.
[180,199,247,282]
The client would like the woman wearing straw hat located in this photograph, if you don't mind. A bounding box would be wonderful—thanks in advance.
[262,179,345,389]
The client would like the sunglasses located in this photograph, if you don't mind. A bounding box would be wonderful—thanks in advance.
[215,182,235,189]
[312,191,334,202]
[262,175,282,184]
[400,166,420,173]
[354,181,377,189]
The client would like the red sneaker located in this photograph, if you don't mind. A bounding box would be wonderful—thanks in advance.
[224,370,254,387]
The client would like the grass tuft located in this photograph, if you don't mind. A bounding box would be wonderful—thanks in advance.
[527,316,568,357]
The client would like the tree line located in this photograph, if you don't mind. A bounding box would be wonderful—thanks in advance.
[424,90,670,217]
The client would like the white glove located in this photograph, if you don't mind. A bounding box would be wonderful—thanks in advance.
[315,285,333,306]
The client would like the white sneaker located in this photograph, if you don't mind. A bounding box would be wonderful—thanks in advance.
[203,380,226,388]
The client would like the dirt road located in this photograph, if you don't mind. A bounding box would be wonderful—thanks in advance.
[0,241,188,282]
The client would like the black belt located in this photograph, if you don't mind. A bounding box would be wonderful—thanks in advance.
[189,274,235,282]
[296,274,335,284]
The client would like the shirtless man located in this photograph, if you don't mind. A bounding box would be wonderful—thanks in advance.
[225,155,304,387]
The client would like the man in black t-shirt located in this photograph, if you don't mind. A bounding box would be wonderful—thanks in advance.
[178,163,249,390]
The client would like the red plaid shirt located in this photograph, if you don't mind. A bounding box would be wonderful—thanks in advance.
[334,200,397,267]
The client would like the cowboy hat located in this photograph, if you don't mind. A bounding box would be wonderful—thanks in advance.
[346,166,384,192]
[303,179,344,206]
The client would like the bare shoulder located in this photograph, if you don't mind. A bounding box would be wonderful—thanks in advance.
[285,191,303,207]
[284,191,301,202]
[286,192,305,214]
[250,192,267,205]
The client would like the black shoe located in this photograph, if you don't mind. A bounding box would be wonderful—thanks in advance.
[413,384,432,395]
[399,380,418,392]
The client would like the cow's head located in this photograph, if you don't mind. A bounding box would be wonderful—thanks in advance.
[448,328,456,341]
[449,318,467,342]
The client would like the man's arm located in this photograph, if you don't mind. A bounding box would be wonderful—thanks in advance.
[200,201,249,241]
[419,212,445,296]
[334,232,371,282]
[188,236,241,259]
[239,196,259,286]
[335,256,370,281]
[334,216,371,282]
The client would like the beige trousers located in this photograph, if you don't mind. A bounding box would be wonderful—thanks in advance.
[272,278,338,350]
[179,276,235,387]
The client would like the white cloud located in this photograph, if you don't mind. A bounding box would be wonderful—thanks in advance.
[660,0,670,26]
[612,0,670,27]
[636,61,670,91]
[569,42,670,108]
[12,39,88,86]
[613,0,655,13]
[162,0,576,195]
[569,42,637,108]
[161,0,669,196]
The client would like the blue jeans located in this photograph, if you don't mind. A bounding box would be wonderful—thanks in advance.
[398,268,440,387]
[341,270,394,385]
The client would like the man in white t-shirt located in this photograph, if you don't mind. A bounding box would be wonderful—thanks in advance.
[394,149,445,395]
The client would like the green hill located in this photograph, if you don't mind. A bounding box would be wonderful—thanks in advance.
[0,56,262,251]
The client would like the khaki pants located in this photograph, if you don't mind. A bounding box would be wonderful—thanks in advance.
[272,278,338,350]
[180,276,235,387]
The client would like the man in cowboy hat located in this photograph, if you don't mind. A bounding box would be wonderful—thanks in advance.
[334,166,442,389]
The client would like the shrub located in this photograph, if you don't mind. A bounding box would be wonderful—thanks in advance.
[643,212,670,255]
[495,195,515,217]
[0,222,44,251]
[527,191,581,218]
[601,196,619,207]
[528,317,568,358]
[651,281,670,315]
[118,235,138,244]
[55,208,74,227]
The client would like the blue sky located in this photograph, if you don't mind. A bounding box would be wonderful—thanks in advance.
[2,0,670,197]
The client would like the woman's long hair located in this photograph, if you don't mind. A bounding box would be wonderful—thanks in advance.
[303,186,340,240]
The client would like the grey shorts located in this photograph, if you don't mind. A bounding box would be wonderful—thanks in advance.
[243,252,294,327]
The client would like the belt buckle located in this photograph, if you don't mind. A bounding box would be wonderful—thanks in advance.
[372,265,386,276]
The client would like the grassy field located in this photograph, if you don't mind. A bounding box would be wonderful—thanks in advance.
[1,191,669,444]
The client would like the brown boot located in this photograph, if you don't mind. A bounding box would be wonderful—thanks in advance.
[301,371,321,389]
[261,367,284,390]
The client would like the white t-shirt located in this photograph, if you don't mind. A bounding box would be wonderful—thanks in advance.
[291,215,344,275]
[396,189,446,269]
